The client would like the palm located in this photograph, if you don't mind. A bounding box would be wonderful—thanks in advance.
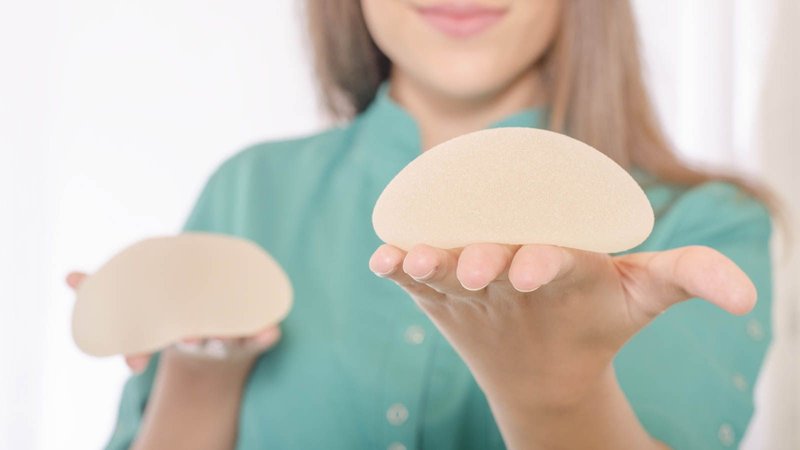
[369,242,756,393]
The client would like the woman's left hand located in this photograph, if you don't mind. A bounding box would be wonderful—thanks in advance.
[369,242,755,447]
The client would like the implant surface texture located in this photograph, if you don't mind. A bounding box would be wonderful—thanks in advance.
[72,232,293,357]
[373,127,654,253]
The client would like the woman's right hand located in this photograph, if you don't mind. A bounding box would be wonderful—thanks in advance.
[65,271,282,374]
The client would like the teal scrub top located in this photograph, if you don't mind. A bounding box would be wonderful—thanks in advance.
[105,82,773,450]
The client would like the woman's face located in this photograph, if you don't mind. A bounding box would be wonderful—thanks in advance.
[361,0,561,100]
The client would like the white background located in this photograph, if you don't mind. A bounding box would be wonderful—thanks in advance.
[1,0,797,448]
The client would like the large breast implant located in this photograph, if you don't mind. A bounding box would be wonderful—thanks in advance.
[372,127,653,253]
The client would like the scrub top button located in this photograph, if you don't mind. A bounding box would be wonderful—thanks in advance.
[732,373,748,391]
[404,325,425,345]
[746,319,764,341]
[386,403,409,426]
[718,423,735,447]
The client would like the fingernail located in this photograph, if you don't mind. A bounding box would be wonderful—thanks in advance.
[372,267,395,278]
[462,281,489,291]
[411,267,437,282]
[174,340,202,354]
[516,285,540,293]
[204,339,228,359]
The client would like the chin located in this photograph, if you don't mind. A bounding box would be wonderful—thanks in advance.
[431,77,508,102]
[409,59,522,102]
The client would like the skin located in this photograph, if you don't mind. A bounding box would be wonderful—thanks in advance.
[368,245,753,449]
[65,0,757,448]
[65,272,281,449]
[361,0,558,149]
[363,0,757,448]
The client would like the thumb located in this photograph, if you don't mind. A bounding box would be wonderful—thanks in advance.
[124,354,151,374]
[248,326,282,351]
[614,245,756,317]
[65,271,87,290]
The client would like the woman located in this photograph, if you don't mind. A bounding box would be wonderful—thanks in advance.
[67,1,775,448]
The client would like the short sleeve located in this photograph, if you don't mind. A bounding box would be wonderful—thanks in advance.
[103,160,236,449]
[615,181,774,449]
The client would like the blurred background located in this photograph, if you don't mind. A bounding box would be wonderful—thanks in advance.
[1,0,797,448]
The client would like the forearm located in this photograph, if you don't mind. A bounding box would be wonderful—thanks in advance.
[131,349,253,450]
[484,366,669,450]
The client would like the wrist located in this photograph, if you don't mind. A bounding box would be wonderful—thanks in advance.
[134,346,257,450]
[160,345,258,385]
[486,371,617,445]
[141,347,255,425]
[484,365,661,450]
[483,361,618,414]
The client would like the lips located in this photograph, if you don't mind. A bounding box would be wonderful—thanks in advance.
[417,3,507,38]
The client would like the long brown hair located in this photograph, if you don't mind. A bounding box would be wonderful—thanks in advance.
[305,0,783,222]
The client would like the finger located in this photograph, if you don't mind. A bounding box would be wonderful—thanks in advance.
[202,338,229,357]
[65,271,87,290]
[248,326,282,350]
[175,337,233,359]
[369,244,405,277]
[456,243,516,291]
[508,244,577,292]
[616,245,756,316]
[370,244,445,300]
[402,244,463,294]
[173,336,208,357]
[124,354,151,373]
